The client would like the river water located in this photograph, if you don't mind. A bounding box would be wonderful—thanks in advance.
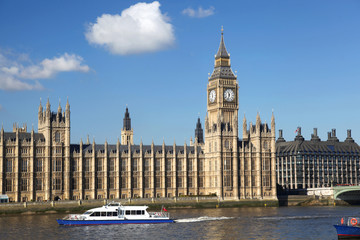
[0,206,358,239]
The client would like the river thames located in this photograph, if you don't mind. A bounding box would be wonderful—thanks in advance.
[0,206,358,239]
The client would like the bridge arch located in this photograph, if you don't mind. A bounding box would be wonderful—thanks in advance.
[334,186,360,200]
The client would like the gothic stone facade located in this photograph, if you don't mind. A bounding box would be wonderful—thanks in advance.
[0,32,277,202]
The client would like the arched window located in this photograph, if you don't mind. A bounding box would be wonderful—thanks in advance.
[55,132,61,143]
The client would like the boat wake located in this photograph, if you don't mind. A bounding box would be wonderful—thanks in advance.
[174,216,234,223]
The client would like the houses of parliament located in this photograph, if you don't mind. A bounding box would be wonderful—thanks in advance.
[0,32,277,202]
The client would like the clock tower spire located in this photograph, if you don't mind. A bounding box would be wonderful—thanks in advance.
[205,29,239,199]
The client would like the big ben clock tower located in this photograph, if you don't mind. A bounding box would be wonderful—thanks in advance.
[205,29,239,199]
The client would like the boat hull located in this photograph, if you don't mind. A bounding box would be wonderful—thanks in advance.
[57,219,174,226]
[334,225,360,239]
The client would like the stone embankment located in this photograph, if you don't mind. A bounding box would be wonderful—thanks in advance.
[2,195,347,215]
[277,195,351,206]
[0,197,279,215]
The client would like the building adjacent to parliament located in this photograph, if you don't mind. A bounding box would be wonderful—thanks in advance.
[276,128,360,190]
[0,32,277,202]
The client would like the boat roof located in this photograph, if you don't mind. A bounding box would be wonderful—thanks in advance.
[87,204,149,212]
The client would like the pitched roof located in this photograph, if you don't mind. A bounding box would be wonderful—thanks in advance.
[276,139,360,155]
[215,32,230,59]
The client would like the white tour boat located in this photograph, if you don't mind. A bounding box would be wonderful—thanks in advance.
[56,202,174,225]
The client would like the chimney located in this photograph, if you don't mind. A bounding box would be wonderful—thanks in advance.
[345,129,355,143]
[294,127,304,141]
[311,128,320,142]
[277,129,285,143]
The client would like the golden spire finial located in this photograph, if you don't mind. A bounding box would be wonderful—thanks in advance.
[221,26,224,34]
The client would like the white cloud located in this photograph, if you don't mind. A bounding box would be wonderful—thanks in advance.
[0,52,90,91]
[0,74,43,91]
[182,6,215,18]
[85,1,175,55]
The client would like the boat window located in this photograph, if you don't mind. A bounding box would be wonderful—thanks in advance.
[112,212,118,216]
[142,210,145,215]
[125,210,130,215]
[107,212,113,216]
[84,211,92,215]
[91,212,100,217]
[136,210,142,215]
[101,212,106,217]
[131,210,136,215]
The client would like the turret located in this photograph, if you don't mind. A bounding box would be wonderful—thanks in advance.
[242,114,247,138]
[271,112,275,137]
[123,107,131,131]
[46,98,51,118]
[121,107,134,145]
[65,98,70,119]
[38,99,43,120]
[57,101,62,114]
[256,112,261,135]
[195,117,204,144]
[205,114,209,132]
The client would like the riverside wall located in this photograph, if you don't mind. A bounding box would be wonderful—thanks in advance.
[0,195,346,215]
[0,197,279,215]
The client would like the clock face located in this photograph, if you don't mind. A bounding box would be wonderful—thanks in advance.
[209,90,216,103]
[224,89,235,102]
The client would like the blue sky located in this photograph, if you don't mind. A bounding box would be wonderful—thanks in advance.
[1,0,359,145]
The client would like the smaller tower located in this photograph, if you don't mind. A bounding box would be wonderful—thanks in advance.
[195,117,204,144]
[121,107,134,145]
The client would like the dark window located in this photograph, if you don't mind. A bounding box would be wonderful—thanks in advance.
[55,132,61,143]
[112,212,118,216]
[97,159,103,171]
[136,210,142,215]
[6,159,12,172]
[109,177,115,189]
[125,210,130,215]
[36,159,43,172]
[131,210,136,215]
[5,179,12,192]
[84,178,90,190]
[121,160,127,171]
[21,159,28,172]
[36,178,42,190]
[21,178,28,191]
[109,159,115,172]
[156,159,160,171]
[91,212,100,217]
[53,178,61,190]
[84,159,90,172]
[101,212,106,217]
